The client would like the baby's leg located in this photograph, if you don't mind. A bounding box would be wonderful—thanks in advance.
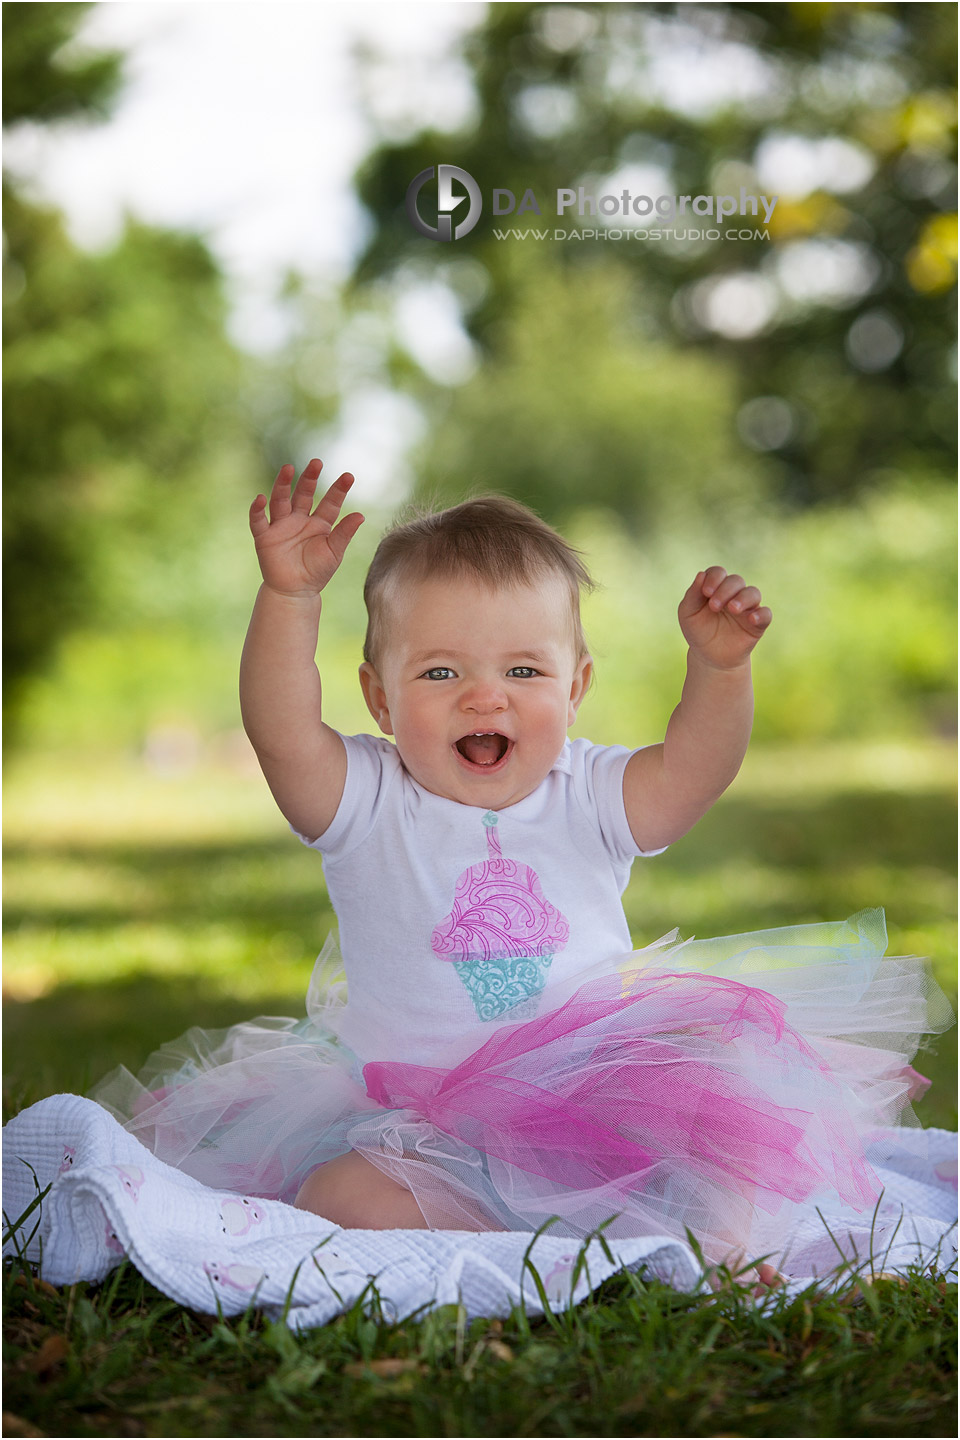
[294,1151,428,1229]
[295,1150,501,1230]
[706,1188,784,1294]
[716,1247,783,1294]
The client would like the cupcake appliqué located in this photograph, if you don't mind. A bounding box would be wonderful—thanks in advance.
[431,811,569,1021]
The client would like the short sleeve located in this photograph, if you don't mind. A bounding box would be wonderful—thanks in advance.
[569,738,668,863]
[290,732,397,858]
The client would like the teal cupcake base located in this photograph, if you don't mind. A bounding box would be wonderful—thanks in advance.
[452,954,554,1022]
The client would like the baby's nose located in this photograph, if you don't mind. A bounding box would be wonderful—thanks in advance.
[462,678,507,711]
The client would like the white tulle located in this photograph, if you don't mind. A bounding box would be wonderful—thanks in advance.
[90,910,956,1271]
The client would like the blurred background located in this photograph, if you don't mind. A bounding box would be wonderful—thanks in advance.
[3,2,956,1122]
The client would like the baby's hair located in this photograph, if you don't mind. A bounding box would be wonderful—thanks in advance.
[362,492,599,671]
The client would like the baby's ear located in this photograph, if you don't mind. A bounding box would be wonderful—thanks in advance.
[358,662,393,734]
[568,654,593,720]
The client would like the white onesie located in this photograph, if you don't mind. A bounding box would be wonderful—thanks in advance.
[297,733,663,1067]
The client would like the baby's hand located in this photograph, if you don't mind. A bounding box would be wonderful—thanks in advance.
[678,567,772,670]
[249,460,364,599]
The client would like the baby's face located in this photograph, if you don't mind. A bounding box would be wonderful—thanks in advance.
[359,574,592,809]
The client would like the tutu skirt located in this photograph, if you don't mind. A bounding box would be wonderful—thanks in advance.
[90,910,955,1271]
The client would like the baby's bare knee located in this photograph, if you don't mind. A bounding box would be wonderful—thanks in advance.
[294,1153,364,1223]
[294,1152,426,1229]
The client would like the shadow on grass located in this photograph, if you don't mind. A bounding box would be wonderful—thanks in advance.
[4,787,956,930]
[2,974,316,1118]
[2,836,330,941]
[685,787,958,873]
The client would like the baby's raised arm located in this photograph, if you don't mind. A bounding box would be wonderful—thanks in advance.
[239,460,364,841]
[622,566,772,853]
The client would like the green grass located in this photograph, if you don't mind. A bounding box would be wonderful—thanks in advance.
[3,742,957,1436]
[3,1254,956,1437]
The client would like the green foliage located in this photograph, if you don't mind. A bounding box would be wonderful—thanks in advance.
[5,0,954,767]
[8,477,955,758]
[354,1,958,515]
[741,482,957,740]
[411,256,771,534]
[2,2,123,126]
[2,187,262,732]
[569,478,957,744]
[2,7,263,740]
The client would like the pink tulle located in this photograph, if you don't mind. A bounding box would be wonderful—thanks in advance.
[364,967,879,1216]
[88,910,954,1267]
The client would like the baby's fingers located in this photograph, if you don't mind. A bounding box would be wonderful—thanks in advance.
[264,462,298,521]
[325,508,365,567]
[736,601,771,636]
[679,565,730,617]
[678,570,711,618]
[724,584,762,615]
[705,572,746,612]
[721,584,773,635]
[741,603,772,634]
[700,565,728,597]
[249,492,269,538]
[291,458,324,513]
[311,470,356,525]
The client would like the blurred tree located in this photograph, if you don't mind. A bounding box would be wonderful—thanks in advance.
[351,1,957,518]
[2,4,258,738]
[408,255,769,531]
[2,1,123,126]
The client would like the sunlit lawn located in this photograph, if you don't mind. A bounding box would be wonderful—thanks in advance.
[3,739,956,1127]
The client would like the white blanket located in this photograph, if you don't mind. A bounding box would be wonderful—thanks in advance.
[3,1095,956,1331]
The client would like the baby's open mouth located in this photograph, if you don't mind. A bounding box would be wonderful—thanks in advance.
[455,732,510,767]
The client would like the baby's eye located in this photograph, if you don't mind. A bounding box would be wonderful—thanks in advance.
[422,667,455,681]
[508,666,538,678]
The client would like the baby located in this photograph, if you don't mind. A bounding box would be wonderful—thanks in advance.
[240,459,773,1237]
[90,456,944,1288]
